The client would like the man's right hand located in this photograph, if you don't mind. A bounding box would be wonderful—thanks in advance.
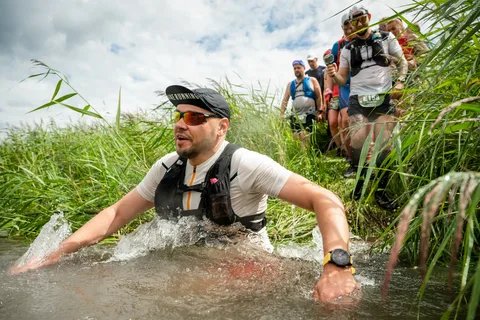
[8,250,63,275]
[326,64,337,78]
[313,262,360,303]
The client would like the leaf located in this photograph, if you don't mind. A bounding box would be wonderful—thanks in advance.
[51,79,63,100]
[53,92,77,103]
[443,122,474,134]
[457,103,480,113]
[26,73,46,79]
[58,102,103,119]
[467,259,480,319]
[27,92,78,113]
[27,100,57,113]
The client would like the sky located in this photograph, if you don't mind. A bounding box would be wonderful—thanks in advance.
[0,0,413,130]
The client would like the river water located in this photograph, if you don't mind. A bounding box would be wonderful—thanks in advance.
[0,214,456,320]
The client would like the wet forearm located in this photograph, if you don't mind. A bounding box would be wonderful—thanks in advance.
[313,189,349,253]
[58,207,124,254]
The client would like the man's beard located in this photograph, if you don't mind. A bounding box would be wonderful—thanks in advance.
[177,147,197,159]
[357,28,368,36]
[176,133,215,160]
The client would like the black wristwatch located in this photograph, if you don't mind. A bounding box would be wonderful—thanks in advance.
[323,248,355,273]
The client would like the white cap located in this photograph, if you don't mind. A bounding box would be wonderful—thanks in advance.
[341,13,350,26]
[306,53,317,61]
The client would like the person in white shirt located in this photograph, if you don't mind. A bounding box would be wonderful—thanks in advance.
[327,6,408,210]
[10,84,358,303]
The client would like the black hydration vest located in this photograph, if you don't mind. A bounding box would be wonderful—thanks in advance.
[154,144,266,231]
[347,30,391,77]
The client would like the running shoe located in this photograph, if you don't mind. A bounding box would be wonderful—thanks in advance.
[374,190,399,211]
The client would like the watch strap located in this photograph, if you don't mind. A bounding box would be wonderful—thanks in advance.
[322,251,332,266]
[323,250,356,274]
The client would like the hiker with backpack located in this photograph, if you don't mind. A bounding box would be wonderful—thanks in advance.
[280,60,325,146]
[326,6,408,210]
[324,13,356,177]
[10,84,358,303]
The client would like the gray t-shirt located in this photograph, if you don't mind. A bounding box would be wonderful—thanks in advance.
[136,141,292,218]
[339,32,404,96]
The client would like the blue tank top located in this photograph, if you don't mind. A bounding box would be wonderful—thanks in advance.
[290,77,315,100]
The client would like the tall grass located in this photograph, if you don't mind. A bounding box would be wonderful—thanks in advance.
[2,69,380,245]
[0,117,173,240]
[371,0,480,318]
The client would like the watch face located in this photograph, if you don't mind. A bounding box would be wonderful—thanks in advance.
[331,249,351,266]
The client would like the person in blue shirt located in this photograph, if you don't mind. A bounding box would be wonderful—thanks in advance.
[324,13,356,177]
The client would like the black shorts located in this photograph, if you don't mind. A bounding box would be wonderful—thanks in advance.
[289,113,316,133]
[348,94,395,121]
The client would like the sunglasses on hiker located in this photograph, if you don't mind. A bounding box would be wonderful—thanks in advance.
[350,14,369,27]
[174,110,218,126]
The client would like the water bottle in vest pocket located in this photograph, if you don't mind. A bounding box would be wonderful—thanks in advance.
[206,176,236,225]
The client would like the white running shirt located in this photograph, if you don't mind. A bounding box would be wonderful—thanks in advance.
[136,141,292,218]
[339,32,404,96]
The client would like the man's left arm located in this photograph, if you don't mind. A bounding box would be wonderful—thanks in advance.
[277,173,359,302]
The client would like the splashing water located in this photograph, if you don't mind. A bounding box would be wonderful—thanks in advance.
[14,212,72,266]
[274,227,323,263]
[274,227,371,264]
[13,212,370,280]
[2,214,455,319]
[110,215,274,261]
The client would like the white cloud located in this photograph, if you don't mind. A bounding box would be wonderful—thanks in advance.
[0,0,414,129]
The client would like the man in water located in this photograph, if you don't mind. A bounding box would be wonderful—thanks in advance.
[326,6,408,210]
[280,60,324,146]
[10,85,357,302]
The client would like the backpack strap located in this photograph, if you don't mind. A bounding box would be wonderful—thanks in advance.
[290,79,303,100]
[302,77,316,100]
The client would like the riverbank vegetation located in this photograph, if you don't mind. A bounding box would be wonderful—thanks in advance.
[0,0,478,318]
[378,1,480,318]
[0,82,386,242]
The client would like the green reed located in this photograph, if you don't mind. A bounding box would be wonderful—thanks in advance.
[370,0,480,318]
[1,70,369,246]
